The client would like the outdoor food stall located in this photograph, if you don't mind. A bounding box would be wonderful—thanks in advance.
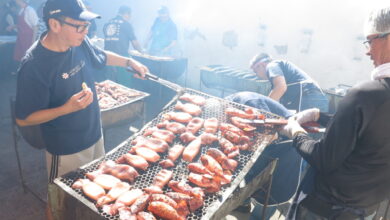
[48,87,280,220]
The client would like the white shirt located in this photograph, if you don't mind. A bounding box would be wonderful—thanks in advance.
[18,6,38,29]
[371,62,390,80]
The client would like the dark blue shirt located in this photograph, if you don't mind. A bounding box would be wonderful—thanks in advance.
[103,16,137,56]
[15,37,107,155]
[267,60,321,109]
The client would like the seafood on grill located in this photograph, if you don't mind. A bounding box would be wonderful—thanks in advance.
[157,121,186,134]
[144,169,173,194]
[188,173,221,193]
[88,174,122,190]
[137,211,156,220]
[131,136,169,153]
[96,181,131,207]
[206,148,238,171]
[182,137,202,162]
[130,194,151,214]
[175,101,202,116]
[219,137,240,159]
[168,181,205,212]
[150,194,178,209]
[134,147,161,163]
[72,179,106,201]
[159,159,175,168]
[117,153,149,171]
[186,117,204,134]
[163,112,192,123]
[188,163,213,175]
[179,93,206,106]
[103,188,144,215]
[167,144,185,162]
[180,132,196,143]
[143,127,175,144]
[87,160,139,183]
[200,155,223,177]
[199,132,218,145]
[159,144,185,168]
[222,130,252,151]
[203,117,219,134]
[219,123,245,136]
[95,80,141,110]
[148,201,183,220]
[230,116,256,132]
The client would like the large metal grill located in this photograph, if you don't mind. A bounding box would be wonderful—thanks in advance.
[54,88,278,220]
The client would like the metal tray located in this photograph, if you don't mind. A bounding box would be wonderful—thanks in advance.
[98,80,149,128]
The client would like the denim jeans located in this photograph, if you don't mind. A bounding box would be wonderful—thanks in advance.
[296,203,376,220]
[301,90,329,112]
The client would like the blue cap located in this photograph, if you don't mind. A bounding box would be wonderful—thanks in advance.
[43,0,100,22]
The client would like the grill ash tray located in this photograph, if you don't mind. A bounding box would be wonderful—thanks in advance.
[55,88,278,220]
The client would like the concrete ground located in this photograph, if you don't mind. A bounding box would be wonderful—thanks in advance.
[0,73,289,220]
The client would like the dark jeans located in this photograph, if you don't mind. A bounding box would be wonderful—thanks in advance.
[245,140,302,205]
[296,204,376,220]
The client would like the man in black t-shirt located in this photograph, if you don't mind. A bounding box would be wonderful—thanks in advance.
[103,5,142,56]
[281,6,390,220]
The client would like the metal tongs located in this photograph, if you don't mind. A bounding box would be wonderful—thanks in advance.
[126,67,184,94]
[238,118,325,133]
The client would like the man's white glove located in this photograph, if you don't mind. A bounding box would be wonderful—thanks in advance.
[279,117,307,139]
[293,108,320,125]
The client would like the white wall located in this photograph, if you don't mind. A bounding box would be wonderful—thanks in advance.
[90,0,389,90]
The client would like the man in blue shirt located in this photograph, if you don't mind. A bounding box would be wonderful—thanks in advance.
[145,6,178,57]
[250,53,328,112]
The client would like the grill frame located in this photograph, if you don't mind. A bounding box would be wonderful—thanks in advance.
[51,88,279,220]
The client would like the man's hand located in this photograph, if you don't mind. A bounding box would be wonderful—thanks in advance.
[63,88,94,114]
[279,117,307,139]
[293,108,320,125]
[128,59,149,79]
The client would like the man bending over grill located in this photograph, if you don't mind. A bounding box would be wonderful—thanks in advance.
[14,0,148,219]
[250,52,329,113]
[280,5,390,220]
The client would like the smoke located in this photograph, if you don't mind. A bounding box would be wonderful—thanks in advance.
[91,0,390,89]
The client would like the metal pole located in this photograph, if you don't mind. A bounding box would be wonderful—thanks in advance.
[261,158,278,220]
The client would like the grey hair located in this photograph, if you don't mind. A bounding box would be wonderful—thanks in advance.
[364,6,390,36]
[249,53,272,67]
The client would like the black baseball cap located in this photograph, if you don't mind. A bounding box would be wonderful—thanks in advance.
[43,0,101,22]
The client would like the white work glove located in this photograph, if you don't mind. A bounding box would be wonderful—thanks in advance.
[293,108,320,125]
[279,117,307,139]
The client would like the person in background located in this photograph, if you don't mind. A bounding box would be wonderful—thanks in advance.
[36,2,47,37]
[0,1,18,35]
[281,5,390,220]
[144,6,178,57]
[103,5,143,83]
[250,53,329,112]
[103,5,143,56]
[14,0,148,218]
[13,0,38,62]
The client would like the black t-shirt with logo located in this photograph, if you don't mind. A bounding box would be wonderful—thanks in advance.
[103,16,136,56]
[15,37,107,155]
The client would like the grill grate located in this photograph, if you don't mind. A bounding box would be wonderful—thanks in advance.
[58,88,278,220]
